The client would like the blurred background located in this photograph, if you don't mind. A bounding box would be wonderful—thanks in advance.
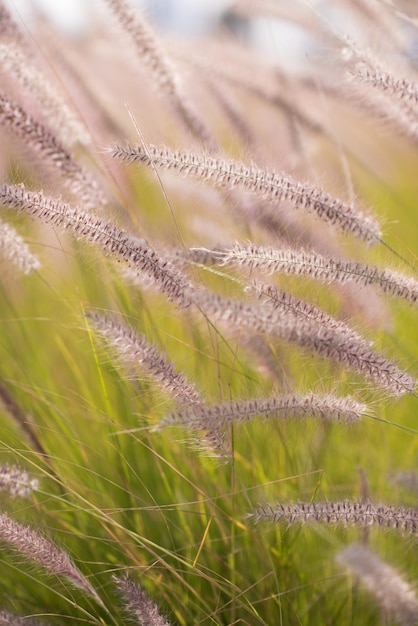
[2,0,327,68]
[4,0,234,36]
[3,1,418,73]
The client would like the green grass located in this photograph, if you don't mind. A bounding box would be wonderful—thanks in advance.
[0,1,417,624]
[0,204,416,624]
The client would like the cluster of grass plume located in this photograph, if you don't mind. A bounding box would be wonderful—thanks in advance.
[0,0,417,624]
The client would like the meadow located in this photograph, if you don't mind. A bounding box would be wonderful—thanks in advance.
[0,0,417,624]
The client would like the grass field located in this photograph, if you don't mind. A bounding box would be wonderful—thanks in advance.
[0,1,417,624]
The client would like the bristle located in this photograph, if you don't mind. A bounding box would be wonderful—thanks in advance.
[0,512,102,604]
[0,217,41,275]
[114,574,172,626]
[0,93,104,208]
[87,312,203,406]
[249,501,418,534]
[112,143,381,243]
[338,543,418,625]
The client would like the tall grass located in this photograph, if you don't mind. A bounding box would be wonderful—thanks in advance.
[0,0,417,624]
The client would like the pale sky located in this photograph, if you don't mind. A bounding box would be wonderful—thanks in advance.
[4,0,230,37]
[3,0,319,67]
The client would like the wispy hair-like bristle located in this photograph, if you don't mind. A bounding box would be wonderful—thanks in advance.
[113,574,172,626]
[0,42,90,147]
[249,500,418,534]
[87,312,203,406]
[104,0,214,146]
[0,183,193,305]
[0,610,48,626]
[0,463,39,498]
[111,143,381,243]
[193,287,416,396]
[221,242,418,305]
[338,543,418,625]
[0,512,102,604]
[0,217,41,275]
[0,93,104,209]
[161,393,366,431]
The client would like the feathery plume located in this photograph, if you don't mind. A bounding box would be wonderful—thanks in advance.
[351,63,418,107]
[221,243,418,305]
[193,288,416,396]
[0,4,24,43]
[338,543,418,626]
[0,611,47,626]
[305,59,418,145]
[0,380,46,456]
[0,42,90,147]
[346,57,418,135]
[251,280,367,345]
[114,574,172,626]
[0,511,102,604]
[111,143,381,243]
[0,184,193,305]
[341,38,418,139]
[0,93,104,209]
[161,393,366,431]
[172,36,326,141]
[257,282,416,395]
[249,500,418,533]
[104,0,176,96]
[389,471,418,494]
[0,464,39,498]
[87,312,203,406]
[104,0,213,146]
[0,217,41,275]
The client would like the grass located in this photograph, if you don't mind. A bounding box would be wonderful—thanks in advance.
[0,0,417,624]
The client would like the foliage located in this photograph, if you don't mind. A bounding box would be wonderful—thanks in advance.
[0,1,417,624]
